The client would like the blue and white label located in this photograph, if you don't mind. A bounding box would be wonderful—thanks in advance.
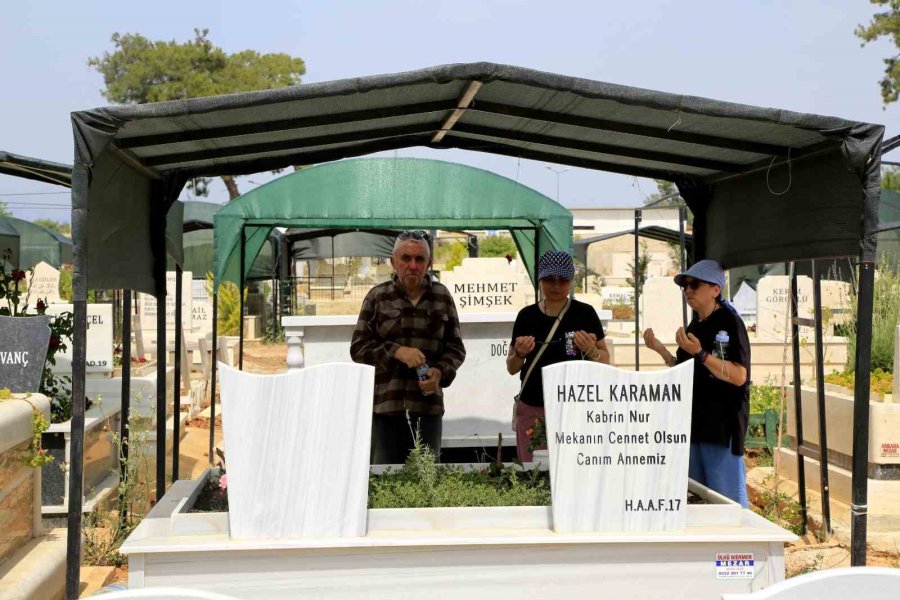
[715,553,754,579]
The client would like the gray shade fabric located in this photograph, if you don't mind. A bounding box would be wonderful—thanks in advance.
[0,151,72,187]
[69,62,883,294]
[0,216,72,269]
[287,228,398,261]
[573,225,692,267]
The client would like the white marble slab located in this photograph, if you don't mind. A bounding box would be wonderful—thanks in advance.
[46,303,113,373]
[139,270,193,330]
[441,257,532,312]
[542,361,694,533]
[217,362,374,539]
[27,261,61,304]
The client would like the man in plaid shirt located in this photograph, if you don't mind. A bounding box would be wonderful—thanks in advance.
[351,231,466,464]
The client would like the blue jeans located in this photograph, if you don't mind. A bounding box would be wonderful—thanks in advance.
[370,413,442,465]
[689,442,749,508]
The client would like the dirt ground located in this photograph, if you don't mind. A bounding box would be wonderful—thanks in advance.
[241,341,289,374]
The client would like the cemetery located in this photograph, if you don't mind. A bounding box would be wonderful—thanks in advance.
[0,61,896,600]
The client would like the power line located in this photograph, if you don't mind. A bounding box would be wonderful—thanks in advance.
[0,191,70,196]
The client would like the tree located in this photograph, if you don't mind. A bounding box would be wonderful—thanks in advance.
[643,180,693,225]
[478,235,517,258]
[884,166,900,192]
[855,0,900,105]
[626,241,652,294]
[0,200,10,217]
[89,29,306,200]
[33,219,71,236]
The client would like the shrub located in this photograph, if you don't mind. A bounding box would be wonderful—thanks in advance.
[845,255,900,373]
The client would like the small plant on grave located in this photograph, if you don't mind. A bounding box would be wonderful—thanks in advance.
[23,409,53,468]
[82,410,154,567]
[751,489,805,536]
[526,417,547,454]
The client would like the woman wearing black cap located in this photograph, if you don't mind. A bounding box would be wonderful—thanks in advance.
[642,259,751,507]
[507,250,610,462]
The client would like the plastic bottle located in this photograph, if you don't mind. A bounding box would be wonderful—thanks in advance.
[416,363,431,381]
[714,331,729,360]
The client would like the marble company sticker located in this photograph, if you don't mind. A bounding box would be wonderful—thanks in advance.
[881,442,899,458]
[715,553,754,579]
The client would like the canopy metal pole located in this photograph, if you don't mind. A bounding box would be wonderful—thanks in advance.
[155,228,167,504]
[271,273,278,337]
[173,265,183,481]
[119,289,132,525]
[633,209,642,371]
[789,263,809,535]
[533,228,540,299]
[209,292,218,463]
[679,207,688,329]
[812,260,832,535]
[331,236,335,301]
[239,227,245,371]
[851,259,875,565]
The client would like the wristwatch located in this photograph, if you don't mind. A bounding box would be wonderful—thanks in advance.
[695,349,709,364]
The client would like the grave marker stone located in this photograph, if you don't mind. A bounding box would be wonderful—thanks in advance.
[139,271,193,330]
[27,261,61,304]
[641,277,684,336]
[441,257,530,312]
[0,315,50,392]
[542,361,694,532]
[45,304,113,373]
[756,276,813,339]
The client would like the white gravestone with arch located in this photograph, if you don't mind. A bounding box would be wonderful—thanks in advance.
[45,303,113,374]
[441,257,531,313]
[542,361,694,533]
[641,276,685,337]
[27,261,61,304]
[756,276,813,339]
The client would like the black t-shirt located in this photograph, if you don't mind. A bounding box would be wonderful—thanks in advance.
[511,299,605,407]
[675,305,751,455]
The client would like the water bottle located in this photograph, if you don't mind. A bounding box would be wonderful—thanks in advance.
[714,331,729,360]
[416,363,431,381]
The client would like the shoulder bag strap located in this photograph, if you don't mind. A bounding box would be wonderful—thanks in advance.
[519,299,571,395]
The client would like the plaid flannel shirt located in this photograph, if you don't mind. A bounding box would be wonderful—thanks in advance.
[350,275,466,416]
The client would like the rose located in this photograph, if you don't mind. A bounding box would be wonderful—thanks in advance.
[12,270,26,283]
[36,299,46,313]
[48,335,60,351]
[218,474,228,490]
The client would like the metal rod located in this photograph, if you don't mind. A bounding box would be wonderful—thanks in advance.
[790,263,809,534]
[173,265,183,481]
[634,209,642,371]
[679,206,688,329]
[155,236,167,504]
[812,261,833,535]
[533,228,540,299]
[271,273,278,337]
[209,292,218,464]
[119,289,132,525]
[239,227,245,371]
[851,260,875,565]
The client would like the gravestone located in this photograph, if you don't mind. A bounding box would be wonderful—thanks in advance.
[756,276,813,339]
[542,361,694,533]
[139,271,193,330]
[820,280,853,332]
[45,304,113,374]
[641,276,684,336]
[191,279,213,335]
[218,362,374,538]
[600,285,634,306]
[0,315,50,392]
[27,261,61,304]
[441,257,530,312]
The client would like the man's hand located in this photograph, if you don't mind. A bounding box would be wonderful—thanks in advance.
[675,327,702,355]
[418,367,442,396]
[394,346,426,368]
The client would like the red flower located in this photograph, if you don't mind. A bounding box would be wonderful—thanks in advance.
[36,299,46,312]
[12,270,26,283]
[48,335,59,350]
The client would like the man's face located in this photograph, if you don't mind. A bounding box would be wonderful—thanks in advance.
[391,240,431,288]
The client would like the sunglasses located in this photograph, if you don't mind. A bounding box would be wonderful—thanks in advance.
[680,278,708,290]
[398,230,430,241]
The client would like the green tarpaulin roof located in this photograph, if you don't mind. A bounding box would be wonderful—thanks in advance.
[0,151,72,187]
[0,216,72,269]
[214,158,572,288]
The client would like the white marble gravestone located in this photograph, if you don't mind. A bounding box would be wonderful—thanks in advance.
[45,303,113,374]
[641,276,685,336]
[139,271,193,330]
[27,261,61,304]
[191,280,213,334]
[217,362,374,539]
[756,276,813,339]
[441,257,531,312]
[542,361,694,533]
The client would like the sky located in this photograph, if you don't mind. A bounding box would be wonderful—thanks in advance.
[0,0,896,224]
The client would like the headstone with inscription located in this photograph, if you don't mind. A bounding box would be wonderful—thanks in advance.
[45,304,114,374]
[0,315,50,392]
[441,257,530,312]
[27,261,61,304]
[139,271,193,330]
[542,361,694,533]
[756,275,813,339]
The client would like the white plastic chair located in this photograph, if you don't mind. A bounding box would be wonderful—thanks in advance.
[721,567,900,600]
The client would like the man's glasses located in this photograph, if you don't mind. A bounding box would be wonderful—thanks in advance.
[679,278,706,290]
[398,230,430,241]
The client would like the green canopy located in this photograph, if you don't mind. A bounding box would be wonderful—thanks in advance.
[0,216,72,269]
[880,189,900,270]
[169,200,279,280]
[213,158,572,289]
[0,220,20,269]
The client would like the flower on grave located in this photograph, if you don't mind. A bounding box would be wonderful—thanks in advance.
[48,335,59,350]
[35,298,46,313]
[526,417,547,454]
[12,269,26,283]
[218,474,228,490]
